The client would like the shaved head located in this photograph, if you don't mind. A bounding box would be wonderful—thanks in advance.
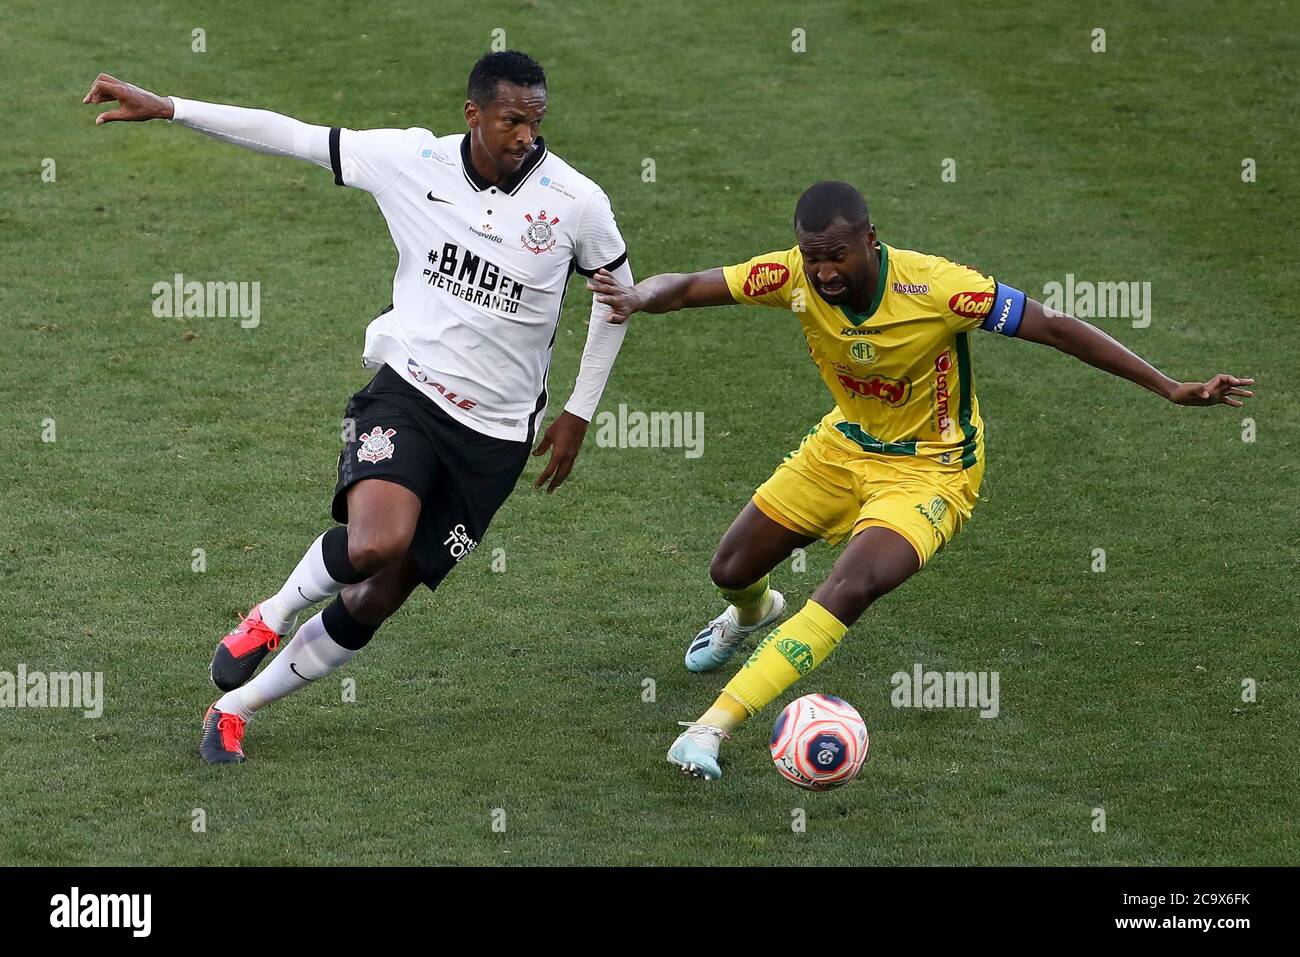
[794,180,871,235]
[793,181,878,310]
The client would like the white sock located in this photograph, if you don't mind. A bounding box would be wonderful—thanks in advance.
[259,532,351,634]
[216,611,357,720]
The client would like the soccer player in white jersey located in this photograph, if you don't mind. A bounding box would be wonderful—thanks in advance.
[83,52,635,764]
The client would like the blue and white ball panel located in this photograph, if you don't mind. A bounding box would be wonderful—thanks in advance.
[770,707,791,747]
[803,731,849,775]
[771,694,870,789]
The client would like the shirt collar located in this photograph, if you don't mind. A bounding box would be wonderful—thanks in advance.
[460,134,548,195]
[838,241,889,326]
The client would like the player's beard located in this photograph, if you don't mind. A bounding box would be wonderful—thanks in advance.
[815,279,851,303]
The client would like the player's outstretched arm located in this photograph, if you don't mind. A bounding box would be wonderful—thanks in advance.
[586,268,735,324]
[83,73,332,170]
[82,74,175,122]
[1015,298,1255,408]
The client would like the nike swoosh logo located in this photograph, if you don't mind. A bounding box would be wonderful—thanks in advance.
[297,586,324,603]
[426,191,453,204]
[289,662,317,682]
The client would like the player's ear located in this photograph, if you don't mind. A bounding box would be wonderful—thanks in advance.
[463,99,479,127]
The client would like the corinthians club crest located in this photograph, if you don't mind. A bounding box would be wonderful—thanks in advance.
[356,427,397,463]
[521,209,559,254]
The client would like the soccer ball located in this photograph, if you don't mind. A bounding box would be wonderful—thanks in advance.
[770,693,869,790]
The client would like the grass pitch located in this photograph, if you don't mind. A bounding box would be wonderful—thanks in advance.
[1,0,1296,865]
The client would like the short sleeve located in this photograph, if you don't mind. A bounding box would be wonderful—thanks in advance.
[573,188,629,277]
[927,258,1001,332]
[722,247,801,308]
[330,127,431,194]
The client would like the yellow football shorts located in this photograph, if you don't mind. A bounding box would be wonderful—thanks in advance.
[752,420,985,566]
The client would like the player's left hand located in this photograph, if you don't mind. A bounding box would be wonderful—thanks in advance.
[532,410,589,492]
[587,268,639,324]
[1167,374,1255,408]
[82,73,173,123]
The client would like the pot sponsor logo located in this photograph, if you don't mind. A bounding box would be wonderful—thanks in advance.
[837,372,910,406]
[892,282,929,295]
[948,290,994,319]
[743,262,790,297]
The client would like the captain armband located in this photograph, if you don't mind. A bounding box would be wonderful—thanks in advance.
[981,282,1026,336]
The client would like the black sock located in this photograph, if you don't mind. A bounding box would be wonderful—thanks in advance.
[321,526,365,584]
[321,596,379,651]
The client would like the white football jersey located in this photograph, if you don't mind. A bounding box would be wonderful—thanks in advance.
[329,127,628,441]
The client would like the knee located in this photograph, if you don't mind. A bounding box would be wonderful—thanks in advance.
[709,548,754,593]
[346,526,412,576]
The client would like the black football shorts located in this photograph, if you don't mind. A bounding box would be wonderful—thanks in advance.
[332,364,530,591]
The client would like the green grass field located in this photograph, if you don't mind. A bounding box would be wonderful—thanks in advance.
[2,0,1296,866]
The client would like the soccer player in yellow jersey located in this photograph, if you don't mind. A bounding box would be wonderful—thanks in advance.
[588,181,1254,780]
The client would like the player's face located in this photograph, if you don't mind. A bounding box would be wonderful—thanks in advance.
[465,82,548,180]
[796,220,876,306]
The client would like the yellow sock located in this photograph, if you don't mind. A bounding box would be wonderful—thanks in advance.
[697,693,749,734]
[716,600,848,721]
[720,574,771,627]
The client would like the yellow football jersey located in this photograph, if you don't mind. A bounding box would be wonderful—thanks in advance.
[723,242,1025,470]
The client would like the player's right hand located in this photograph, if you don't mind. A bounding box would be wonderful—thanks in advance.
[1166,373,1255,408]
[83,73,174,124]
[587,268,640,324]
